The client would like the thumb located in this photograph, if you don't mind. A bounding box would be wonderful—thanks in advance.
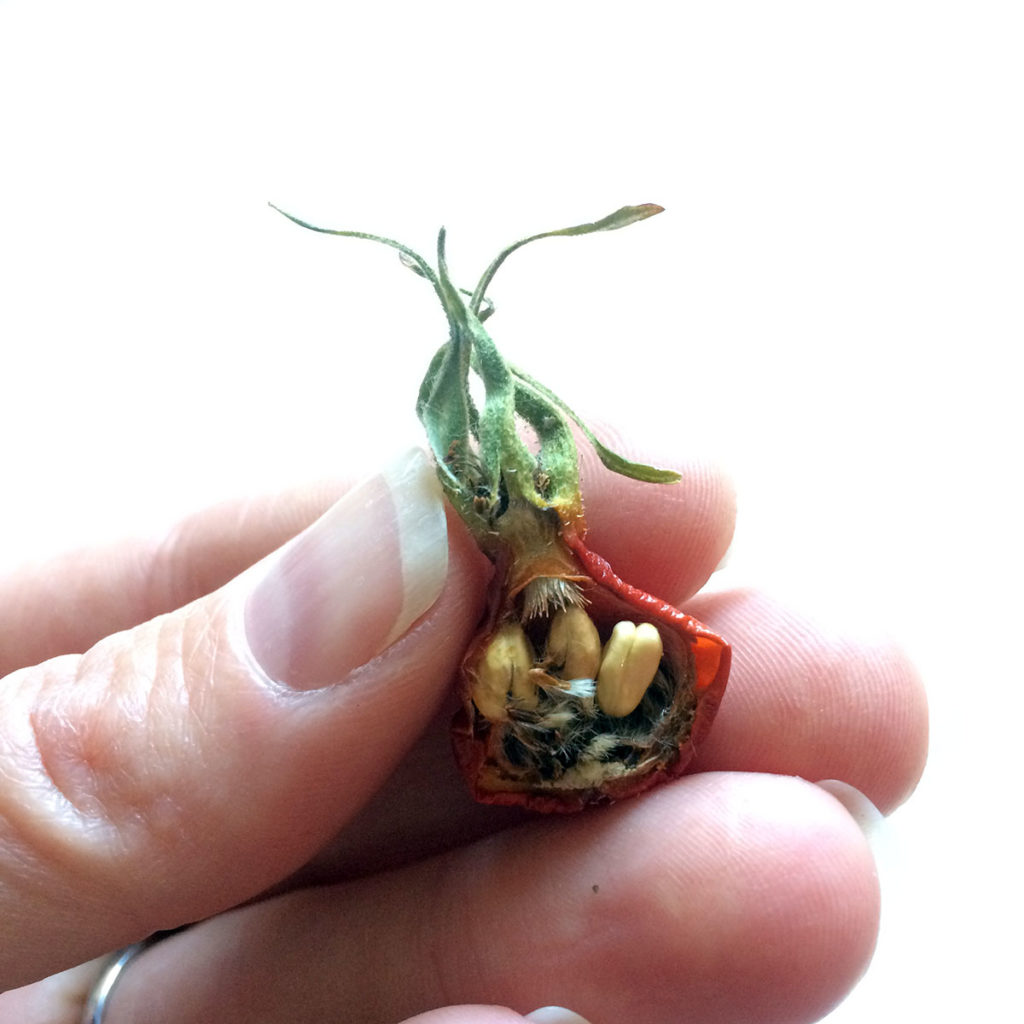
[0,450,485,990]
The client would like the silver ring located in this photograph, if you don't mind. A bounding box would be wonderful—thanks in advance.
[80,933,171,1024]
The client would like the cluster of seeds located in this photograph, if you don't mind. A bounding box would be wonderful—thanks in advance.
[471,606,666,723]
[469,604,694,789]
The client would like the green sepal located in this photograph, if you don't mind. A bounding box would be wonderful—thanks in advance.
[415,337,475,499]
[271,201,677,543]
[432,230,539,520]
[469,204,664,315]
[511,377,581,510]
[267,203,442,295]
[509,365,682,486]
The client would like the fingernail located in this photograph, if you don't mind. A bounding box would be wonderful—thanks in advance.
[525,1009,595,1024]
[815,779,885,848]
[244,449,448,689]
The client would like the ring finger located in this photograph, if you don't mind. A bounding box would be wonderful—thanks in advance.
[97,771,879,1024]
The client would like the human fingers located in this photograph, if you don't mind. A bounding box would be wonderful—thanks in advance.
[0,450,488,991]
[687,589,929,813]
[0,447,733,678]
[0,971,591,1024]
[97,772,878,1024]
[0,478,347,677]
[401,1010,593,1024]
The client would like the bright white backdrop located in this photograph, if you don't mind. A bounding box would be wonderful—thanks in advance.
[1,1,1021,1020]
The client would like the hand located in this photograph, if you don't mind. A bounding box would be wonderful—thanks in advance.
[0,444,927,1024]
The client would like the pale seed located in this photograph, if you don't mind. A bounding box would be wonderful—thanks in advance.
[546,605,602,681]
[470,622,537,721]
[596,620,664,718]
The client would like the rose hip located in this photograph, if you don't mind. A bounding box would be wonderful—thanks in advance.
[273,201,730,811]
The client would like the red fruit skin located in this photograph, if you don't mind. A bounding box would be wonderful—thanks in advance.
[451,528,730,813]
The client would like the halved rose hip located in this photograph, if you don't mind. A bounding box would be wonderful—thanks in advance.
[274,201,730,811]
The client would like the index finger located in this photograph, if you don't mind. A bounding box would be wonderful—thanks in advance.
[0,449,735,677]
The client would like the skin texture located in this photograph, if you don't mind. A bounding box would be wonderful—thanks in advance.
[0,437,928,1024]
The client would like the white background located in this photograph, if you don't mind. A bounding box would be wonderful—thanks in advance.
[1,1,1020,1020]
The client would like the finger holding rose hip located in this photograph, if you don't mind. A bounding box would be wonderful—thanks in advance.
[0,201,926,1024]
